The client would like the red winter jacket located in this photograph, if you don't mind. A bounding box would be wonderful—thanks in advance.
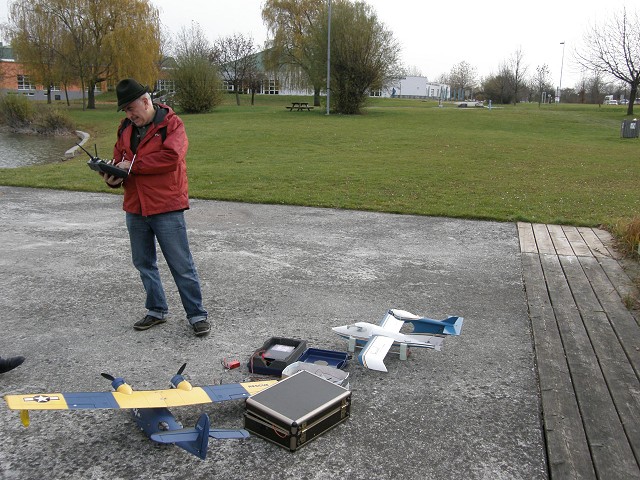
[112,104,190,216]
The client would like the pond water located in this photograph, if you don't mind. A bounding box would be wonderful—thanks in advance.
[0,131,77,168]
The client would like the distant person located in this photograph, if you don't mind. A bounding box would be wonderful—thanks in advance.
[100,78,210,337]
[0,356,25,374]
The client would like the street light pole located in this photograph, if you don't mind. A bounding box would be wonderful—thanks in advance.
[326,0,332,115]
[558,41,565,103]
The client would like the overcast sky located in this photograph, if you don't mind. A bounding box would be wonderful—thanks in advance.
[1,0,636,89]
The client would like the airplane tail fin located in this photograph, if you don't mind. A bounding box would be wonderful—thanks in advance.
[151,413,210,460]
[179,413,210,460]
[442,316,463,336]
[408,316,463,336]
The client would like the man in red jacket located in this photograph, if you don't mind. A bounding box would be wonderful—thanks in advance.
[101,78,210,337]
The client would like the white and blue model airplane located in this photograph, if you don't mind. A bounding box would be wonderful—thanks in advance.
[332,309,463,372]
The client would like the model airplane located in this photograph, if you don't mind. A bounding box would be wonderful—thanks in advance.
[3,364,276,460]
[332,308,463,372]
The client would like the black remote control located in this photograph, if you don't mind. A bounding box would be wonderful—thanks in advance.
[77,143,128,179]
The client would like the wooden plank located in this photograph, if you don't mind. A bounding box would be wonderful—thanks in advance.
[518,222,537,254]
[562,226,592,257]
[567,256,640,468]
[547,224,574,256]
[521,252,596,479]
[593,228,622,259]
[533,223,556,255]
[581,256,640,378]
[578,227,611,258]
[546,254,640,479]
[598,256,640,304]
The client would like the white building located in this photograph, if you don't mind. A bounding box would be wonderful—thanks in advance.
[376,76,450,100]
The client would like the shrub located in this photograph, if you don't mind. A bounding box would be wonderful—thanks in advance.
[173,56,222,113]
[34,106,76,135]
[0,95,75,134]
[610,216,640,260]
[0,94,35,128]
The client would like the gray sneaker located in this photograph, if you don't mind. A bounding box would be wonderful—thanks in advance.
[133,315,166,331]
[192,320,210,337]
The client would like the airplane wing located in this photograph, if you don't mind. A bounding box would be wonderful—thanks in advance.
[358,335,395,372]
[379,311,404,333]
[4,380,277,411]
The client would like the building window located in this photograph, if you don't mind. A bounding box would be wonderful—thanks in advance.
[369,89,382,97]
[222,80,234,92]
[156,79,175,93]
[264,78,279,95]
[17,75,35,90]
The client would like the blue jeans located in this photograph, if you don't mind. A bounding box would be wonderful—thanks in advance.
[126,211,207,325]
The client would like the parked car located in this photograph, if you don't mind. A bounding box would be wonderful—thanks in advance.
[456,101,484,108]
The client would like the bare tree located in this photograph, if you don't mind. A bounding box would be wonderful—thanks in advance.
[449,61,477,99]
[533,64,550,106]
[402,65,424,77]
[508,48,528,104]
[577,8,640,114]
[587,72,606,104]
[212,33,258,106]
[172,22,221,113]
[481,64,513,104]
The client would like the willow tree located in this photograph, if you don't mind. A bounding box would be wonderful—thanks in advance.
[7,0,161,109]
[262,0,326,106]
[7,2,64,103]
[328,0,400,114]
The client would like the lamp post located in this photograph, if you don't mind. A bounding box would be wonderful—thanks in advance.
[558,41,565,103]
[326,0,332,115]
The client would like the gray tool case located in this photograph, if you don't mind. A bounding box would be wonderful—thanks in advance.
[244,370,351,451]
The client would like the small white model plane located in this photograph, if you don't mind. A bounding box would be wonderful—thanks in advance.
[332,309,463,372]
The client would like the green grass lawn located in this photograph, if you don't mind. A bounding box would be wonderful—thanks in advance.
[0,94,638,228]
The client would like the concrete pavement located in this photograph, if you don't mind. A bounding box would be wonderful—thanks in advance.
[0,186,546,480]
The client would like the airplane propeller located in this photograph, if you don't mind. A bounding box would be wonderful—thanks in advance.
[100,372,132,395]
[171,363,192,391]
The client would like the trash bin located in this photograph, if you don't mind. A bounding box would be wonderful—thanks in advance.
[620,119,639,138]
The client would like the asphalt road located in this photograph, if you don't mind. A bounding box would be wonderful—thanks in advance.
[0,186,546,480]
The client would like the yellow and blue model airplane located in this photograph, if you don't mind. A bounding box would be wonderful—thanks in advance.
[3,364,277,460]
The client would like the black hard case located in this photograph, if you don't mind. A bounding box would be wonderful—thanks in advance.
[244,370,351,451]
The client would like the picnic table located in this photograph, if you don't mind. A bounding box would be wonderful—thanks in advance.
[286,102,313,111]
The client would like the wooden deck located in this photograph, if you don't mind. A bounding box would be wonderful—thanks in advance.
[519,222,640,480]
